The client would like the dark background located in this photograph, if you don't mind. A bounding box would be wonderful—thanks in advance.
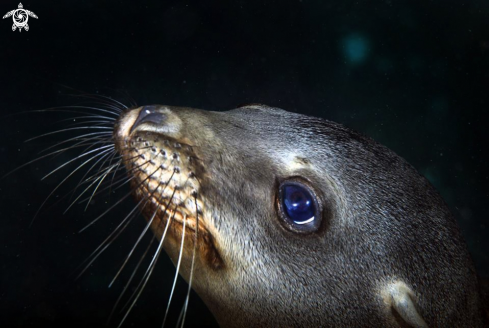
[0,0,488,327]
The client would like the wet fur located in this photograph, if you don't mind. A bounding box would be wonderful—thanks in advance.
[116,104,485,327]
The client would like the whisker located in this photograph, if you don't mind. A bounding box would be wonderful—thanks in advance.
[108,192,162,288]
[69,93,128,112]
[6,108,117,121]
[66,148,120,203]
[107,234,156,325]
[108,158,123,194]
[106,182,176,324]
[74,164,167,280]
[78,161,159,232]
[64,120,116,128]
[37,132,112,155]
[117,166,179,322]
[109,168,177,287]
[1,140,109,180]
[70,150,120,192]
[162,175,193,328]
[71,147,157,203]
[30,146,115,226]
[53,156,128,209]
[162,214,187,328]
[74,190,153,281]
[83,155,121,211]
[102,87,138,109]
[52,114,116,124]
[72,100,124,114]
[44,82,127,113]
[118,197,178,328]
[37,105,122,117]
[25,126,112,142]
[41,144,114,180]
[74,166,136,205]
[63,160,118,214]
[179,194,200,328]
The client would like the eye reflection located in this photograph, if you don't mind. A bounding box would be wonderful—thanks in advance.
[281,183,317,227]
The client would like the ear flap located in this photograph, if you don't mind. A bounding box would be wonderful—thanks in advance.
[387,281,428,328]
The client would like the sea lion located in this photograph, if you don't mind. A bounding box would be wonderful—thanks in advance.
[113,104,485,327]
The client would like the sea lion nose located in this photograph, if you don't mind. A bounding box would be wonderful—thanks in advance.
[130,105,167,133]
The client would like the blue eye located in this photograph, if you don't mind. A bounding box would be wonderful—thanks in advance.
[279,181,321,232]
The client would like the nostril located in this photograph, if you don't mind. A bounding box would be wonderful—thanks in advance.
[131,106,166,133]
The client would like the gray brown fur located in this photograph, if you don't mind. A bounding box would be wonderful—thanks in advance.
[117,104,486,327]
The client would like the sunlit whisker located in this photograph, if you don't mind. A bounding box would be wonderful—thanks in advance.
[163,213,187,328]
[106,186,174,325]
[1,140,109,180]
[35,105,121,118]
[162,174,193,328]
[25,126,112,142]
[118,196,178,328]
[30,146,115,225]
[65,120,116,128]
[74,208,141,280]
[69,148,119,201]
[75,185,158,280]
[41,144,114,180]
[78,162,161,232]
[84,154,122,210]
[37,132,112,155]
[50,115,116,128]
[75,157,151,205]
[109,182,166,288]
[99,87,137,109]
[107,234,156,325]
[109,166,177,288]
[76,153,123,187]
[179,193,200,328]
[71,93,128,112]
[63,160,119,214]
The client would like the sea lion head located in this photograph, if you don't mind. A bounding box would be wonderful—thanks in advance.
[113,104,484,327]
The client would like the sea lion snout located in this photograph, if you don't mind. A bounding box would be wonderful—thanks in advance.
[115,105,184,142]
[130,105,168,133]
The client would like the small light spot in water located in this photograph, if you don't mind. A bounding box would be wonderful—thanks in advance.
[342,34,370,65]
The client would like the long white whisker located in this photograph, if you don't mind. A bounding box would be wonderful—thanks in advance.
[83,155,121,211]
[1,141,111,180]
[52,114,116,124]
[179,194,200,328]
[63,161,118,214]
[41,144,114,180]
[36,105,121,117]
[107,183,176,325]
[78,161,158,232]
[118,202,178,328]
[107,235,156,325]
[71,150,120,192]
[71,93,128,112]
[30,146,115,226]
[67,147,120,203]
[109,169,177,287]
[65,120,116,128]
[25,126,113,142]
[37,132,112,155]
[162,214,187,328]
[74,191,154,280]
